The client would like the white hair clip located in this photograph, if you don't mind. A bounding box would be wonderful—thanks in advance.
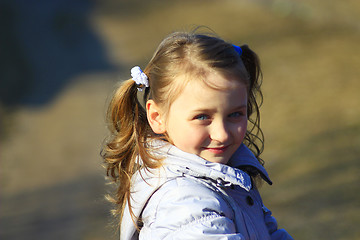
[131,66,149,91]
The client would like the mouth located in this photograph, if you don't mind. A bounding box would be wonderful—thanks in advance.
[203,146,229,154]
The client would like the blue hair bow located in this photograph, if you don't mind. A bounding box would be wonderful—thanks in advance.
[232,44,242,56]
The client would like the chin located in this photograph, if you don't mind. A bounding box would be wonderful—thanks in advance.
[204,156,230,165]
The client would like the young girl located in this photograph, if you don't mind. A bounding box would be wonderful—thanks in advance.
[102,30,293,240]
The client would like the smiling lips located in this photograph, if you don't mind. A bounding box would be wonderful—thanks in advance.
[203,146,229,154]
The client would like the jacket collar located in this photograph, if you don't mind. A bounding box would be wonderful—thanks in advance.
[228,144,272,185]
[158,142,271,191]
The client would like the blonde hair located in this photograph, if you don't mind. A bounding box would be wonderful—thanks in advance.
[101,30,264,226]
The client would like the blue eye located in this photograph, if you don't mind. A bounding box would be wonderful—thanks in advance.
[195,114,209,120]
[229,112,244,118]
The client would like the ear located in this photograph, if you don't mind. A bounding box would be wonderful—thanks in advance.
[146,100,166,134]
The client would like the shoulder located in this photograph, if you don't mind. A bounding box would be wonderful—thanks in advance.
[140,177,236,237]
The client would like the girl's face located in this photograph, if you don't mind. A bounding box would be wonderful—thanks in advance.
[160,72,248,164]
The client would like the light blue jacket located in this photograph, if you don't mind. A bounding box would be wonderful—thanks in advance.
[120,143,293,240]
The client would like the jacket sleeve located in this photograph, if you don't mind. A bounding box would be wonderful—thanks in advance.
[263,206,294,240]
[139,178,247,240]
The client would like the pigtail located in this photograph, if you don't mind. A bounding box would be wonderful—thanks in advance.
[101,79,160,225]
[240,45,265,166]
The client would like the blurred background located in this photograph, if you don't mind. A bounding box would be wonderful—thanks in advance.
[1,0,359,239]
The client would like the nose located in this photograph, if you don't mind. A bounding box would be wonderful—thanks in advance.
[209,120,230,143]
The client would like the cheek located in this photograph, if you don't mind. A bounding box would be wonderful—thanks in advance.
[235,121,248,141]
[189,128,209,145]
[175,126,208,151]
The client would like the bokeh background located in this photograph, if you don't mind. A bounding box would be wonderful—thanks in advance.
[1,0,359,239]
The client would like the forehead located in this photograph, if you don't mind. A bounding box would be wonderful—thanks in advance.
[171,72,248,108]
